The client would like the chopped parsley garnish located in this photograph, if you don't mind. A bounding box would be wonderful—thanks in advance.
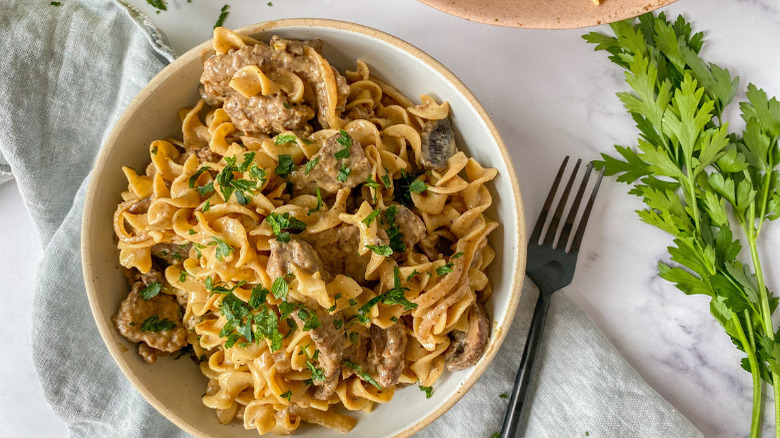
[334,146,351,159]
[343,359,381,389]
[336,129,353,147]
[272,276,289,300]
[216,154,258,205]
[304,157,320,175]
[280,390,292,401]
[364,176,380,190]
[381,173,392,188]
[205,277,246,295]
[275,154,295,177]
[140,315,176,332]
[139,282,162,300]
[419,385,433,398]
[249,285,268,308]
[275,135,297,145]
[197,182,214,196]
[188,229,196,235]
[179,271,187,283]
[50,1,62,5]
[406,270,421,282]
[213,4,229,28]
[308,188,324,215]
[334,319,343,329]
[452,252,464,259]
[384,205,406,253]
[279,301,295,319]
[366,245,393,257]
[201,200,211,212]
[254,309,284,351]
[267,212,307,242]
[209,237,234,262]
[336,164,351,183]
[306,360,326,381]
[146,0,166,10]
[249,164,267,186]
[390,316,398,322]
[362,209,381,226]
[297,308,322,331]
[500,393,508,399]
[328,293,342,312]
[394,170,425,206]
[436,263,454,276]
[357,266,416,322]
[409,179,427,193]
[189,166,211,188]
[348,298,358,307]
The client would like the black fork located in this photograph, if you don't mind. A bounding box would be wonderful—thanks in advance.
[500,156,604,438]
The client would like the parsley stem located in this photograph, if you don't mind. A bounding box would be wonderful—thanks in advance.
[746,229,780,438]
[733,311,762,438]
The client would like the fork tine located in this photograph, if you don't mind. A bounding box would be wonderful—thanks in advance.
[529,156,569,245]
[570,167,604,253]
[559,161,594,250]
[542,158,582,246]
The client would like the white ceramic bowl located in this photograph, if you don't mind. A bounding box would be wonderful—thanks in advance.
[82,19,526,438]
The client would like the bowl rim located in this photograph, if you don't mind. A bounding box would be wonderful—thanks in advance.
[82,18,527,438]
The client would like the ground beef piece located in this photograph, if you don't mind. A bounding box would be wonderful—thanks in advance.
[289,132,371,195]
[113,269,187,356]
[298,225,369,284]
[223,93,314,135]
[151,242,191,265]
[367,323,407,387]
[266,239,330,282]
[393,205,426,249]
[175,146,221,165]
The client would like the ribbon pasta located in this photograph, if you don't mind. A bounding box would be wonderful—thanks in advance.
[111,28,499,435]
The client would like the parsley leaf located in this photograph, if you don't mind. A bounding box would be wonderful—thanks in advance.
[281,390,292,401]
[272,276,289,301]
[308,188,324,215]
[394,170,424,206]
[409,179,427,193]
[275,135,297,145]
[249,285,268,308]
[336,130,352,147]
[140,315,176,332]
[213,4,229,28]
[419,385,433,398]
[304,157,320,175]
[275,154,295,177]
[337,164,351,183]
[362,209,381,226]
[146,0,166,11]
[436,263,454,276]
[189,166,211,188]
[306,360,326,381]
[357,266,416,321]
[267,212,307,241]
[210,237,234,262]
[139,282,162,300]
[297,308,322,331]
[366,245,393,257]
[343,359,381,389]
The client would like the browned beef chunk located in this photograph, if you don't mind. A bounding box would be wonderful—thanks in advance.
[299,225,369,284]
[292,303,345,400]
[151,242,191,265]
[367,324,407,387]
[393,205,426,250]
[289,133,371,195]
[175,146,221,165]
[444,303,490,371]
[113,269,187,362]
[266,239,330,281]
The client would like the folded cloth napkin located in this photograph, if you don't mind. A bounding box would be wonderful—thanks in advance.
[0,1,703,436]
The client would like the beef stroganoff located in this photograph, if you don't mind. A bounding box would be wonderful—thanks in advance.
[112,27,498,435]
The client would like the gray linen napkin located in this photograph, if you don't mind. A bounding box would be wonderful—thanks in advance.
[0,1,703,436]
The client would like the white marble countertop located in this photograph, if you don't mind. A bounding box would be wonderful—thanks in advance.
[3,0,779,436]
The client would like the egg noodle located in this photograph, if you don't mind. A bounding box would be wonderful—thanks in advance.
[112,27,498,435]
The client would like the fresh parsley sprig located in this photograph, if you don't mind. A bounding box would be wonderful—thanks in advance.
[584,12,780,437]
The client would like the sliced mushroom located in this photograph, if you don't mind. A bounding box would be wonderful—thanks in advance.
[420,117,458,171]
[444,302,490,371]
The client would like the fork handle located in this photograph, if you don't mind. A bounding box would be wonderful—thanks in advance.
[500,291,552,438]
